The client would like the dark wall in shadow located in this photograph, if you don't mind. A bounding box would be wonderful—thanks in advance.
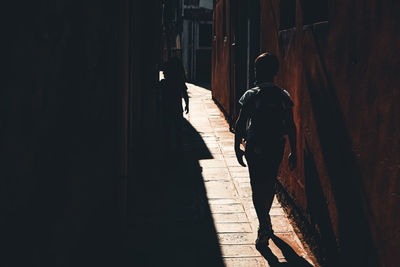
[1,1,162,266]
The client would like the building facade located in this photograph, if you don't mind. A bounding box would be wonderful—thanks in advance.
[161,0,213,83]
[162,0,184,60]
[182,0,213,83]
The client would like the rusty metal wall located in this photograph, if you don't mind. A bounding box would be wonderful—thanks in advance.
[212,1,261,124]
[211,0,232,119]
[260,0,400,266]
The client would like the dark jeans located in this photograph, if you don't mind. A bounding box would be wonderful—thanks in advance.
[245,139,285,229]
[164,114,184,153]
[245,140,285,184]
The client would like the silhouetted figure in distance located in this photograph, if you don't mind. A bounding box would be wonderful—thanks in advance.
[160,57,189,153]
[234,52,298,249]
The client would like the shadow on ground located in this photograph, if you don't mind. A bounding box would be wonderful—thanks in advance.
[128,119,224,266]
[257,235,313,267]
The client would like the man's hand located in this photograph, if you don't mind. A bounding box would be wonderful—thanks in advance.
[288,152,297,171]
[185,104,189,114]
[235,147,246,167]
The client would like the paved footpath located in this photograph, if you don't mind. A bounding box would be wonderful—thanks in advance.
[184,83,315,267]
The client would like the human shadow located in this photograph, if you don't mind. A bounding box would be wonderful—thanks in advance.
[257,235,313,267]
[181,118,214,160]
[127,118,224,266]
[304,140,340,265]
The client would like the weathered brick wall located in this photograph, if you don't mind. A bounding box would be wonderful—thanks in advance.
[260,0,400,266]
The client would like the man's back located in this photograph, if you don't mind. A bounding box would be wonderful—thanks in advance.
[160,78,187,117]
[239,83,293,149]
[234,52,297,248]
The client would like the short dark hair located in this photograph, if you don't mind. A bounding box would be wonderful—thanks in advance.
[254,52,279,81]
[163,57,185,79]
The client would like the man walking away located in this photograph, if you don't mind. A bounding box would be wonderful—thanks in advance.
[159,57,189,153]
[234,52,297,249]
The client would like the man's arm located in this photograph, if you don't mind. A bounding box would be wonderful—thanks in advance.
[286,108,297,170]
[235,108,247,167]
[182,84,189,114]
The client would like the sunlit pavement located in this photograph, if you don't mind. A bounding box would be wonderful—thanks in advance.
[184,83,316,267]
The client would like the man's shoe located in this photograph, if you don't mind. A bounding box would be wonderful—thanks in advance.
[255,227,273,250]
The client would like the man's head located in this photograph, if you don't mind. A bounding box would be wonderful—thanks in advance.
[163,57,185,80]
[254,52,279,82]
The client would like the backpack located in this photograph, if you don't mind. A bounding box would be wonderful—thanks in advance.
[243,85,292,148]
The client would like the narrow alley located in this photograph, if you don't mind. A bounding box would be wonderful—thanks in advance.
[129,83,315,266]
[130,82,315,266]
[186,83,315,266]
[3,1,400,266]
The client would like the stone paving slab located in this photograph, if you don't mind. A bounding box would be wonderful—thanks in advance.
[217,233,257,245]
[185,83,314,266]
[213,213,249,223]
[231,178,251,184]
[210,203,245,213]
[270,216,296,233]
[204,181,238,199]
[200,159,227,168]
[224,258,268,267]
[221,245,261,257]
[209,198,241,205]
[203,174,230,181]
[215,223,253,233]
